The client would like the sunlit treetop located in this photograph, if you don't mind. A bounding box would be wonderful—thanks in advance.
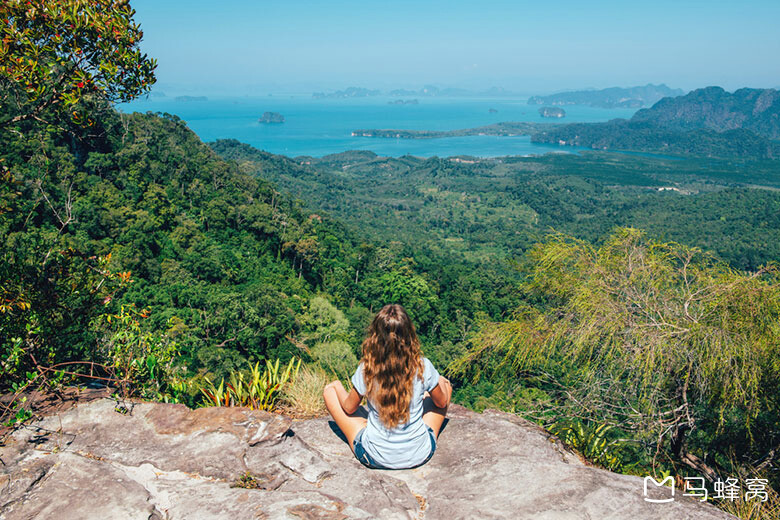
[0,0,156,125]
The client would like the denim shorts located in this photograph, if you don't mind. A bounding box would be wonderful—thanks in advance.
[353,426,437,469]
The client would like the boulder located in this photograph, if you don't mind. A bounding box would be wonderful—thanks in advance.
[0,399,734,519]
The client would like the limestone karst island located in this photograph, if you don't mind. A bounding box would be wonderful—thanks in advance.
[259,111,285,124]
[1,1,778,519]
[538,106,566,118]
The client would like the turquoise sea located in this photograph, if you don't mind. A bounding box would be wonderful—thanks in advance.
[119,95,637,158]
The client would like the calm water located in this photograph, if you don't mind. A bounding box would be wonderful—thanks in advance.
[119,95,637,158]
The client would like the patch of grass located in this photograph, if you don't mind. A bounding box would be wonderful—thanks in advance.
[716,471,780,520]
[279,364,329,418]
[231,471,274,490]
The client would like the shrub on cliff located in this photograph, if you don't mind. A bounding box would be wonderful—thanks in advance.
[454,228,780,487]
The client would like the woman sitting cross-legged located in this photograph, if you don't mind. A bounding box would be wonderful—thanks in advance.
[323,303,452,469]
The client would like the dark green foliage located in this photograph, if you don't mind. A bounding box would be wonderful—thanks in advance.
[533,120,780,159]
[3,110,325,384]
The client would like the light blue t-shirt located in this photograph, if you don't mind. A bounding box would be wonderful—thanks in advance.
[351,357,441,469]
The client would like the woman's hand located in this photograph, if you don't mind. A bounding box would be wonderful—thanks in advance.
[324,380,361,415]
[323,380,342,393]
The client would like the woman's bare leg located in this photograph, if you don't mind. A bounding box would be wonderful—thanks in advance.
[323,380,367,450]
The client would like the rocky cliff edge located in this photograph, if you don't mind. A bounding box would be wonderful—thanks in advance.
[0,399,733,519]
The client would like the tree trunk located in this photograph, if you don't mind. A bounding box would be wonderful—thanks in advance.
[670,424,720,482]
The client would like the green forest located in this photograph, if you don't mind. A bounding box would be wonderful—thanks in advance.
[1,1,779,516]
[214,140,780,271]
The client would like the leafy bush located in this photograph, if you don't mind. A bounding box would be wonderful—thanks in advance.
[310,340,357,380]
[299,296,351,345]
[549,420,624,471]
[96,304,179,400]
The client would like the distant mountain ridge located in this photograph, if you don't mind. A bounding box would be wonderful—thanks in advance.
[532,86,780,158]
[312,85,521,98]
[528,84,685,109]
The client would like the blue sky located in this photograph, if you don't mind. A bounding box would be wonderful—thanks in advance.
[131,0,780,95]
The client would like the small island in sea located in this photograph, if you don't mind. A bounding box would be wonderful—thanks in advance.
[539,107,566,118]
[259,112,285,124]
[388,99,419,105]
[489,108,498,113]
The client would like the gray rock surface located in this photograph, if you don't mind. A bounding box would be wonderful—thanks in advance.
[0,399,734,519]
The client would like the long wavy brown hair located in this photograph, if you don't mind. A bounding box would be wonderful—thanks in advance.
[361,304,424,429]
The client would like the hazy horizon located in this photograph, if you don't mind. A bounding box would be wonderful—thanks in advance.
[132,0,780,97]
[142,82,780,100]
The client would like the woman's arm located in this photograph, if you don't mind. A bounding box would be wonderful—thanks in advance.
[429,375,452,408]
[324,380,362,415]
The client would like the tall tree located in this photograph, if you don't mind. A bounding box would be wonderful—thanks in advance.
[1,0,155,399]
[454,228,780,480]
[0,0,156,126]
